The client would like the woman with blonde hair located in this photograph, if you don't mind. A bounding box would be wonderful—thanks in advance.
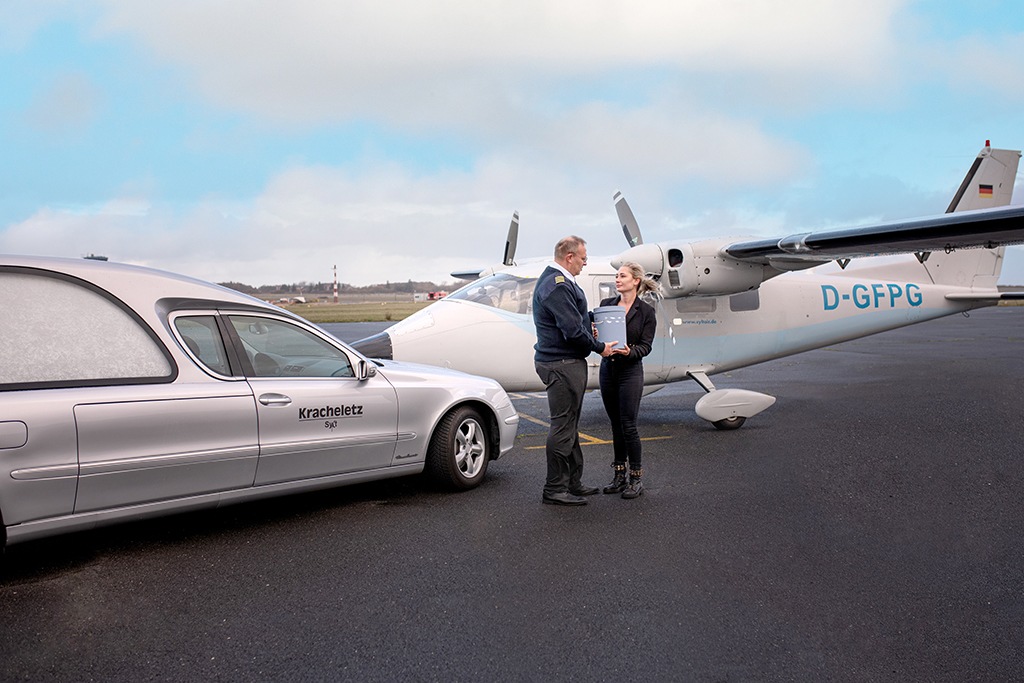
[599,262,658,498]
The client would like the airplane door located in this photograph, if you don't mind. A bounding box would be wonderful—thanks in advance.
[225,315,399,485]
[591,277,666,386]
[645,298,669,383]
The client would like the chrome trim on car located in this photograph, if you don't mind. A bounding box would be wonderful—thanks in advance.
[76,446,259,476]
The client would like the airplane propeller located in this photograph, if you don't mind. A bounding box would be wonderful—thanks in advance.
[503,211,519,266]
[612,191,665,277]
[451,210,519,281]
[614,191,643,247]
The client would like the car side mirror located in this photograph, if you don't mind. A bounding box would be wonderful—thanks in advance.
[355,359,377,381]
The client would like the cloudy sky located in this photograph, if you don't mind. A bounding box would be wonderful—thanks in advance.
[3,1,1024,286]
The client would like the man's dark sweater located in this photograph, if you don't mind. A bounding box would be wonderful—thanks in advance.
[532,265,605,362]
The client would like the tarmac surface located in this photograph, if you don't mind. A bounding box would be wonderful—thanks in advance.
[1,308,1022,681]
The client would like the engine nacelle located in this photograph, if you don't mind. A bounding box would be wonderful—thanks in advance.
[612,238,767,299]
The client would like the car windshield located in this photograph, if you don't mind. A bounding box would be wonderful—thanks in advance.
[446,273,538,315]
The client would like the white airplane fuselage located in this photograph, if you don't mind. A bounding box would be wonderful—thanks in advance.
[351,144,1021,426]
[374,255,992,393]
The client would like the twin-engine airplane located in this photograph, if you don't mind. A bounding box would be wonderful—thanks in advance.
[353,142,1024,429]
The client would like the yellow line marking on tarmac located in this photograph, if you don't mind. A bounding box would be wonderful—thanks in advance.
[517,411,673,450]
[524,436,673,450]
[516,412,551,428]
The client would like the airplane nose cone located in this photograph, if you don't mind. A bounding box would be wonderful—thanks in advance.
[351,331,393,360]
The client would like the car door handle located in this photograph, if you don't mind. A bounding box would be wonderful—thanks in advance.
[258,393,292,406]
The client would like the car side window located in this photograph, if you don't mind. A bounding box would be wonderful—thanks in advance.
[173,316,232,376]
[227,315,354,378]
[0,271,173,387]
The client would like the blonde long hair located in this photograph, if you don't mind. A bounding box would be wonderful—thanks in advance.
[620,261,660,299]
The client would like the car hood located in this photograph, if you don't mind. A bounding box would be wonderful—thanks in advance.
[371,359,512,404]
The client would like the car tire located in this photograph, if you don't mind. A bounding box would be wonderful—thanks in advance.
[426,406,490,490]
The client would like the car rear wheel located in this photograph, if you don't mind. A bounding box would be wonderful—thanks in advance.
[426,406,490,490]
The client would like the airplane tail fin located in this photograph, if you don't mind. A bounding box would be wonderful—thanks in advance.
[945,143,1019,213]
[921,143,1021,287]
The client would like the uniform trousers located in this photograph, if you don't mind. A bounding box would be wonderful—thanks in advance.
[535,358,589,495]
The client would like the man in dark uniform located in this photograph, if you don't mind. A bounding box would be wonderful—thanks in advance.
[533,235,616,506]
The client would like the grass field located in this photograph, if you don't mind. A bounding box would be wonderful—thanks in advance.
[277,301,434,323]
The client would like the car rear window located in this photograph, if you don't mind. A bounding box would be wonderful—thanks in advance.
[174,315,232,376]
[0,271,173,388]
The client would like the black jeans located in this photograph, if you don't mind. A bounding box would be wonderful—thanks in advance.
[535,358,589,495]
[599,359,644,468]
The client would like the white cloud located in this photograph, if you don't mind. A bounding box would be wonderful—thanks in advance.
[0,160,619,285]
[530,100,811,185]
[7,149,1024,287]
[25,71,102,136]
[0,0,87,51]
[942,33,1024,99]
[86,0,905,132]
[12,1,1024,288]
[0,0,902,225]
[92,0,907,117]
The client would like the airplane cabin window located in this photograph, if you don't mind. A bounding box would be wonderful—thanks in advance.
[446,274,538,314]
[729,289,760,312]
[675,297,717,313]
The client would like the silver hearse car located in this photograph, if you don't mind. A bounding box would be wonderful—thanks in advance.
[0,255,519,547]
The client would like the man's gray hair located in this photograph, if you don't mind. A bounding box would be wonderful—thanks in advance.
[554,235,586,260]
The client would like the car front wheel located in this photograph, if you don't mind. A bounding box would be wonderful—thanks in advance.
[426,406,490,490]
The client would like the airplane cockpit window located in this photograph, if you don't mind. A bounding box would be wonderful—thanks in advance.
[447,274,538,314]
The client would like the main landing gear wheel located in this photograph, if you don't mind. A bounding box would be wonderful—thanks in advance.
[712,416,746,431]
[427,406,490,490]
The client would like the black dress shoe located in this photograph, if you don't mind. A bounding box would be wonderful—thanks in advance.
[542,491,587,506]
[569,485,600,496]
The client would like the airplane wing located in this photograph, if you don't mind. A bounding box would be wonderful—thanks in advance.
[724,204,1024,265]
[726,144,1024,266]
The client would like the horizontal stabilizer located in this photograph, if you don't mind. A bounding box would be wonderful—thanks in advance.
[945,291,1024,301]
